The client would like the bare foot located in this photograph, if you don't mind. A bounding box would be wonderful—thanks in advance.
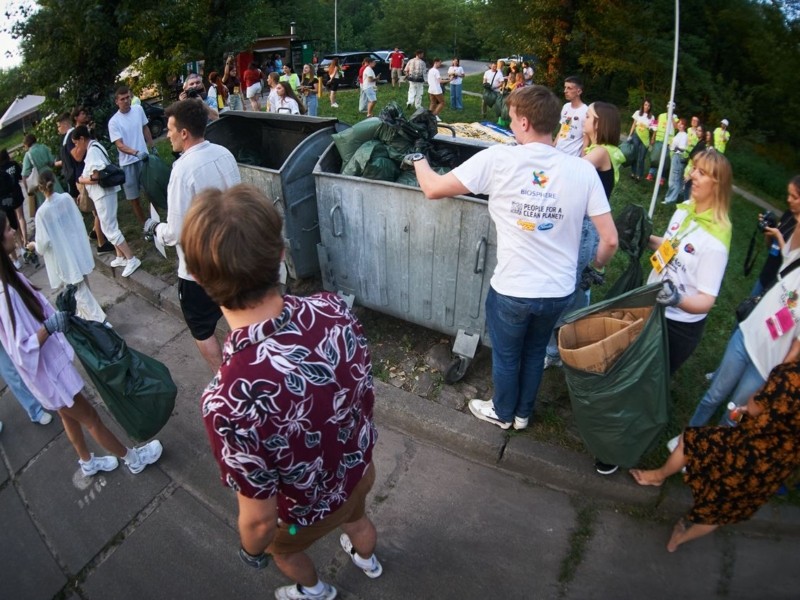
[629,468,665,487]
[667,519,687,552]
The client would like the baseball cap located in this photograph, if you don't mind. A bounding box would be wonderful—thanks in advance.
[721,118,729,126]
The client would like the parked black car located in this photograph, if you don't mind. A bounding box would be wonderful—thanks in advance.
[142,101,166,138]
[317,52,390,88]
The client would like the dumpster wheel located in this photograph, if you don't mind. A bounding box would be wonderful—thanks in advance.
[444,356,470,384]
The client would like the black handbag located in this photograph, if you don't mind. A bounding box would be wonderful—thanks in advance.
[736,256,800,322]
[94,143,126,188]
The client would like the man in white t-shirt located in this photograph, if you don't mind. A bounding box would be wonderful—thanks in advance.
[555,76,588,157]
[108,85,154,225]
[427,58,445,121]
[361,57,378,118]
[410,85,618,431]
[481,63,503,118]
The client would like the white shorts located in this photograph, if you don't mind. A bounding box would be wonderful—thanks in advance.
[246,82,262,99]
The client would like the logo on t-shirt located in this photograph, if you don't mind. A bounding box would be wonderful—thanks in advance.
[684,243,695,254]
[531,170,549,187]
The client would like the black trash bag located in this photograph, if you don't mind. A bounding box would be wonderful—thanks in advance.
[605,204,653,300]
[139,154,171,211]
[408,108,439,141]
[482,89,499,108]
[560,283,669,468]
[56,286,177,442]
[377,101,405,127]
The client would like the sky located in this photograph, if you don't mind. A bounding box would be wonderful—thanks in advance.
[0,0,26,71]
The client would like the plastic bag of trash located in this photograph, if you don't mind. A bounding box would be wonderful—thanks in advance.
[56,285,176,442]
[332,118,383,165]
[341,140,390,177]
[139,154,171,211]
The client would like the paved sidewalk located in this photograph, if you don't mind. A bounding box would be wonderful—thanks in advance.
[0,260,798,599]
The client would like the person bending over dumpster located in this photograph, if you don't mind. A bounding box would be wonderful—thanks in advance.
[143,99,240,372]
[410,85,618,430]
[182,184,382,600]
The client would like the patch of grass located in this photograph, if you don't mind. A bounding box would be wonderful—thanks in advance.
[558,504,597,589]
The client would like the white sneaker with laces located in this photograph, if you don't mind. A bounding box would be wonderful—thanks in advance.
[468,399,511,429]
[121,256,141,277]
[274,582,337,600]
[340,533,383,578]
[513,416,529,431]
[80,453,119,476]
[126,440,163,474]
[110,256,127,268]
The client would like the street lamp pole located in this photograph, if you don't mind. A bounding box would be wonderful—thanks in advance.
[334,0,338,53]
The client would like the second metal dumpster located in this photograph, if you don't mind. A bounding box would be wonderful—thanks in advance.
[206,111,347,279]
[314,136,498,381]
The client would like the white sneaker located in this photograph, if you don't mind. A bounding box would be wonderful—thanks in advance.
[513,416,529,430]
[110,256,127,268]
[274,582,337,600]
[126,440,163,474]
[666,435,680,454]
[331,103,339,108]
[80,453,120,476]
[121,256,141,277]
[468,399,511,429]
[544,355,563,369]
[340,533,383,578]
[35,411,53,425]
[435,115,441,122]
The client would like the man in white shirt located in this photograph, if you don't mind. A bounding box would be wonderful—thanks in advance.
[427,58,445,121]
[143,99,240,371]
[108,85,154,225]
[481,63,502,118]
[555,75,589,156]
[361,57,378,118]
[410,85,618,431]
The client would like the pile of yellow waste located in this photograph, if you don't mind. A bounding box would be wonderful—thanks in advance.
[445,122,516,145]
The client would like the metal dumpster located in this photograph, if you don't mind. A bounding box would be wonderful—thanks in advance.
[314,135,498,382]
[206,111,347,279]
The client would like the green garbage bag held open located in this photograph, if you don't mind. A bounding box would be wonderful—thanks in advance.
[56,286,176,442]
[559,283,669,468]
[139,154,171,211]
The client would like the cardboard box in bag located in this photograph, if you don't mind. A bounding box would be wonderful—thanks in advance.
[558,313,647,374]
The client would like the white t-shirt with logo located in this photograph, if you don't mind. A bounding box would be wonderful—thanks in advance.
[452,142,610,298]
[555,102,589,157]
[646,206,729,323]
[740,263,800,379]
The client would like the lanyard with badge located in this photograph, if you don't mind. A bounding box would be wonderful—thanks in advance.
[650,215,700,274]
[766,276,800,340]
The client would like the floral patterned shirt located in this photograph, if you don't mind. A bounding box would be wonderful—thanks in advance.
[202,293,377,526]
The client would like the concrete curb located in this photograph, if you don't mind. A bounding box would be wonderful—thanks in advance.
[93,254,800,536]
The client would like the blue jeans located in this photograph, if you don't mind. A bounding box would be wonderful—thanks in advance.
[664,153,685,204]
[486,286,571,422]
[0,343,47,421]
[450,84,463,109]
[687,328,765,427]
[305,93,318,116]
[546,216,598,359]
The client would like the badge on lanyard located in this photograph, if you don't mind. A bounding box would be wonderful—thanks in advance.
[650,238,676,274]
[766,306,795,340]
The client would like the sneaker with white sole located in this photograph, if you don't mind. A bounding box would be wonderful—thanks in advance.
[544,355,563,369]
[331,103,339,108]
[121,256,141,277]
[513,416,529,430]
[35,411,53,425]
[274,582,337,600]
[340,533,383,578]
[468,399,511,429]
[594,460,619,475]
[666,434,680,453]
[80,453,120,476]
[126,439,163,474]
[110,256,127,268]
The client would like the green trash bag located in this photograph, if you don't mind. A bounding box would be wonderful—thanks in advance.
[482,89,499,108]
[341,140,389,177]
[139,154,171,211]
[395,171,420,187]
[56,286,177,442]
[619,139,635,166]
[363,155,400,182]
[559,283,669,468]
[332,117,382,165]
[649,140,664,168]
[604,204,653,300]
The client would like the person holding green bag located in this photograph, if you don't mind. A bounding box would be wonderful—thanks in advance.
[628,99,654,182]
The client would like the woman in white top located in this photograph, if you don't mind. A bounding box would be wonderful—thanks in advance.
[448,58,465,110]
[427,58,445,120]
[663,118,689,205]
[647,149,732,376]
[274,81,305,115]
[628,98,654,182]
[522,61,534,86]
[71,126,141,278]
[27,170,106,323]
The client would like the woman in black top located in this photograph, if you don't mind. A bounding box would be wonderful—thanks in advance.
[0,148,27,258]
